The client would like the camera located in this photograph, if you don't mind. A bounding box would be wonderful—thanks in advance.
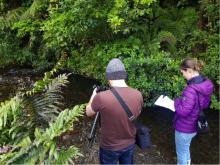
[88,85,108,143]
[93,85,109,93]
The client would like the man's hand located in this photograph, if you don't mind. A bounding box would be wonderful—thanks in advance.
[86,88,97,117]
[89,88,97,103]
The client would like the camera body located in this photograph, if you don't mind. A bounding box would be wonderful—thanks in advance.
[88,85,108,142]
[94,85,109,93]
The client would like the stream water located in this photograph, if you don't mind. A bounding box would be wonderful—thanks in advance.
[0,69,219,164]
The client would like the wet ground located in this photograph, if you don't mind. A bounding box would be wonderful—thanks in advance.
[0,68,41,102]
[0,69,219,164]
[59,116,169,164]
[62,108,219,164]
[60,73,220,164]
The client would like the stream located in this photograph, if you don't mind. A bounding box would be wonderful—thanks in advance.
[0,69,219,164]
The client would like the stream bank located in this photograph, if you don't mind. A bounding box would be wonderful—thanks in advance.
[0,69,219,164]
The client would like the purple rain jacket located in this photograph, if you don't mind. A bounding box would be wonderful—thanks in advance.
[173,75,214,133]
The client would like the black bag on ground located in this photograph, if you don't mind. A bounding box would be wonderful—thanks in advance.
[135,122,152,149]
[110,88,152,150]
[197,111,209,133]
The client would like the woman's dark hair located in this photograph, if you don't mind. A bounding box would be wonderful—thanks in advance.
[180,58,204,72]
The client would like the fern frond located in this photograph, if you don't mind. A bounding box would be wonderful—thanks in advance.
[24,53,68,96]
[54,146,83,164]
[158,31,176,46]
[20,0,48,20]
[35,104,85,143]
[0,7,26,30]
[153,7,198,40]
[7,143,42,164]
[0,73,70,145]
[0,150,17,164]
[2,104,84,164]
[157,31,177,53]
[21,74,69,126]
[0,97,21,129]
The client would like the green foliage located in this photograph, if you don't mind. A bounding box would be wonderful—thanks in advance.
[0,63,84,163]
[157,31,177,53]
[178,30,219,82]
[20,0,49,20]
[68,36,185,106]
[12,19,42,38]
[21,74,69,130]
[0,97,22,145]
[0,0,56,70]
[34,105,84,148]
[68,37,142,80]
[0,0,219,109]
[0,98,20,129]
[0,71,70,145]
[0,7,27,30]
[107,0,156,33]
[124,43,184,105]
[0,30,48,69]
[42,0,113,49]
[0,105,84,164]
[151,7,198,41]
[26,52,68,96]
[0,0,48,30]
[0,0,6,12]
[199,0,219,31]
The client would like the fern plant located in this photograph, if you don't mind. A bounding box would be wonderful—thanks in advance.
[0,74,85,163]
[22,74,69,125]
[152,7,198,40]
[0,97,22,145]
[0,105,84,164]
[0,73,69,144]
[0,0,48,30]
[0,7,26,30]
[20,0,49,20]
[157,31,177,53]
[0,54,84,163]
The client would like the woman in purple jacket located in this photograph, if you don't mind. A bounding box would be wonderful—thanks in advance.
[174,58,214,165]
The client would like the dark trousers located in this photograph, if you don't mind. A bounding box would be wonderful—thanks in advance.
[99,144,135,164]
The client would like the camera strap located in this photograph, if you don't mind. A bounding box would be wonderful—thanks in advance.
[110,88,136,122]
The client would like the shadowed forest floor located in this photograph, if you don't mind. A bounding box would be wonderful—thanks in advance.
[59,108,219,164]
[60,116,170,164]
[1,71,219,164]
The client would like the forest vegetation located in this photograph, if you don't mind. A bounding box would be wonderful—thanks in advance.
[0,0,219,163]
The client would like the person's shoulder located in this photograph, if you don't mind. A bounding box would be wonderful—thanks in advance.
[128,87,143,96]
[183,85,198,100]
[93,90,110,104]
[184,85,197,93]
[203,79,214,88]
[96,89,111,97]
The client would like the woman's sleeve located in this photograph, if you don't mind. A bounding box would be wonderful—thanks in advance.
[174,87,197,117]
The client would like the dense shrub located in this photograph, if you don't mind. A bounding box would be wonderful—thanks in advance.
[0,0,219,109]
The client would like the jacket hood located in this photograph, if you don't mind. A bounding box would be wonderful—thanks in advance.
[189,77,214,96]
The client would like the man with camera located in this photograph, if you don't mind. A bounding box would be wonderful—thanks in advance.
[86,58,143,164]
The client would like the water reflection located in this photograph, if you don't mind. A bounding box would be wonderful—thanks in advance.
[62,74,99,107]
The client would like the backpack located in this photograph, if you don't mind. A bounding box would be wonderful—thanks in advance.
[196,92,210,133]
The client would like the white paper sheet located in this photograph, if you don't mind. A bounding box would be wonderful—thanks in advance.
[154,95,175,112]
